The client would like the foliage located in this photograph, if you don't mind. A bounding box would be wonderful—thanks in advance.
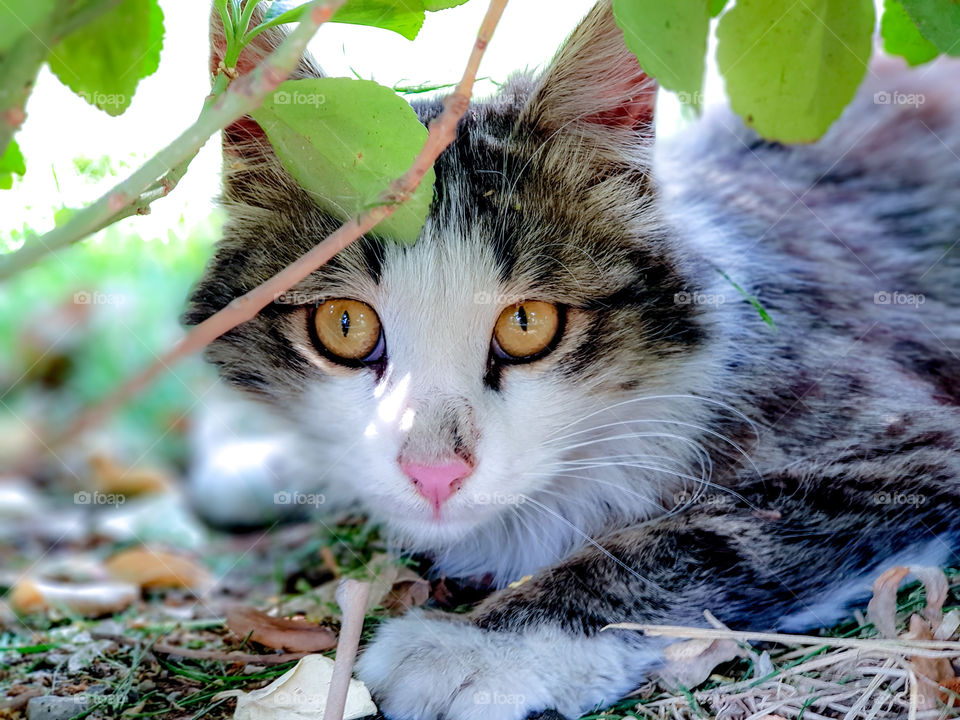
[251,77,434,242]
[47,0,165,116]
[3,0,960,263]
[614,0,960,142]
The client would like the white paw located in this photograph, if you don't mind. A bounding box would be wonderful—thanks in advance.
[355,610,658,720]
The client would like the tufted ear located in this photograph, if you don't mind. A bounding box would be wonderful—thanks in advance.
[522,0,656,138]
[209,2,325,162]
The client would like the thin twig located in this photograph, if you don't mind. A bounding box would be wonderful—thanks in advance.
[604,622,960,658]
[325,579,371,720]
[29,0,509,460]
[100,632,311,665]
[0,0,345,281]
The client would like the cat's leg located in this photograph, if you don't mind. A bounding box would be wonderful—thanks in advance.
[356,468,960,720]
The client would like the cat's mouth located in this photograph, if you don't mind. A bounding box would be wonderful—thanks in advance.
[373,481,509,546]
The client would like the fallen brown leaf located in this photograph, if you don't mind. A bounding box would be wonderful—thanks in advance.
[226,605,337,653]
[866,565,910,638]
[381,571,430,613]
[657,637,742,689]
[90,453,174,496]
[105,547,213,591]
[866,565,960,709]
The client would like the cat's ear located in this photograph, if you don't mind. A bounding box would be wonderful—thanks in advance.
[208,3,324,162]
[521,0,656,138]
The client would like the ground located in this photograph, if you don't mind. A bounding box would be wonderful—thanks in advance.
[2,485,959,719]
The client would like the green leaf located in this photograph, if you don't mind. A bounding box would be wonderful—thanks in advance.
[0,139,25,189]
[47,0,165,116]
[264,0,424,39]
[708,0,728,18]
[716,0,874,143]
[251,78,434,244]
[882,0,939,66]
[612,0,711,109]
[899,0,960,56]
[424,0,470,10]
[333,0,424,40]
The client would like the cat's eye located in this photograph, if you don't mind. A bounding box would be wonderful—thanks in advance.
[311,299,384,364]
[492,301,561,361]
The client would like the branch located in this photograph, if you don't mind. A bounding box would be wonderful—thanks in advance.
[0,0,346,282]
[325,580,371,720]
[32,0,510,462]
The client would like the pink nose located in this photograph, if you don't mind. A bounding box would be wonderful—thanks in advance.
[401,460,473,508]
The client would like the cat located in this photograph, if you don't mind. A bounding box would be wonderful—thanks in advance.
[186,1,960,718]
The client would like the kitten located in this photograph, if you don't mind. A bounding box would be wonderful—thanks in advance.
[187,2,960,718]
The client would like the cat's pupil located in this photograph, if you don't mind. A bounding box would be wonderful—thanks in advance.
[340,310,350,338]
[517,305,528,332]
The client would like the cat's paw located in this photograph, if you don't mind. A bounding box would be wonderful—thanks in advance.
[355,610,656,720]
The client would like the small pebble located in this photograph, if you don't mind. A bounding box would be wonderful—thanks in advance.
[26,695,89,720]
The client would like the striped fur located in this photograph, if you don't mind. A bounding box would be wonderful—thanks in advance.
[188,2,960,717]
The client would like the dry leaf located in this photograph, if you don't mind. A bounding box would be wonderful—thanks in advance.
[10,578,137,616]
[227,605,337,653]
[90,453,174,496]
[105,547,213,591]
[215,654,377,720]
[658,638,742,688]
[328,554,429,616]
[381,570,430,613]
[911,566,948,628]
[866,565,960,708]
[866,565,910,638]
[904,614,956,709]
[935,608,960,641]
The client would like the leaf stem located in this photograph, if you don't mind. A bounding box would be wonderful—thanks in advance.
[0,0,346,282]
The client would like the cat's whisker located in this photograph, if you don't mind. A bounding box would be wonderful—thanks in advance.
[552,464,759,511]
[533,449,714,503]
[546,393,760,441]
[518,494,674,597]
[545,418,761,481]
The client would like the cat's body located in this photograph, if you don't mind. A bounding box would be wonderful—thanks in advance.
[189,3,960,718]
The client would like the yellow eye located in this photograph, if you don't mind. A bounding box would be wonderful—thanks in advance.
[492,301,561,360]
[312,299,383,363]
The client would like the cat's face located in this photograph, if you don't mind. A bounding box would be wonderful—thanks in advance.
[189,0,707,557]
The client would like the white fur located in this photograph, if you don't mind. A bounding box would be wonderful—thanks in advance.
[355,611,662,720]
[284,215,724,585]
